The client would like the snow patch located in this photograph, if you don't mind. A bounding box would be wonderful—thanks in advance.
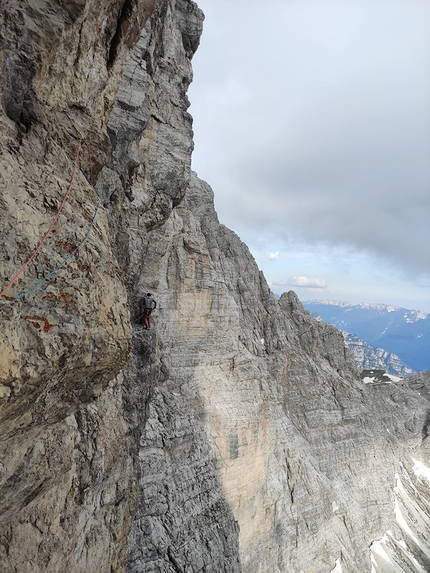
[329,558,343,573]
[394,477,420,548]
[362,372,400,384]
[394,469,430,561]
[412,458,430,482]
[415,311,428,320]
[370,530,428,573]
[370,464,430,572]
[370,532,395,566]
[406,310,428,322]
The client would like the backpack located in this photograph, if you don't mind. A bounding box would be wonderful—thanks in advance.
[143,295,155,309]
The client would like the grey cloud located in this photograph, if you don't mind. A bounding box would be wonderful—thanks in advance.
[191,0,430,277]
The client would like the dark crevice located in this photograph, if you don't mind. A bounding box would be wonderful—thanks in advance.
[107,0,135,70]
[143,49,153,76]
[167,546,184,573]
[422,410,430,442]
[21,482,47,509]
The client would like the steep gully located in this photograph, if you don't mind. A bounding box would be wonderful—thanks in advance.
[0,1,429,572]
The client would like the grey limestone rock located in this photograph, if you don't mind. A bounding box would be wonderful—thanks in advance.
[131,170,430,573]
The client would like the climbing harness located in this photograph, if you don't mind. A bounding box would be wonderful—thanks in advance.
[0,137,100,312]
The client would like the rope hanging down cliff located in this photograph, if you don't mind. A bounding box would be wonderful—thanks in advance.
[0,139,100,312]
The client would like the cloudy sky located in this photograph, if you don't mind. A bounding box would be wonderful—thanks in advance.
[188,0,430,312]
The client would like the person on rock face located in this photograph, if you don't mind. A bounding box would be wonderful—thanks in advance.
[141,292,157,330]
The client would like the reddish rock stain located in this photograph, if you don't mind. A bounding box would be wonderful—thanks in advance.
[25,315,59,332]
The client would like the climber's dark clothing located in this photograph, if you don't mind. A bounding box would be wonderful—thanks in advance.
[141,293,157,329]
[143,295,157,310]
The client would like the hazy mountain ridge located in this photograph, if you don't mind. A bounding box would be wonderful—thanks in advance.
[343,333,415,377]
[309,299,429,321]
[304,300,430,372]
[311,310,416,376]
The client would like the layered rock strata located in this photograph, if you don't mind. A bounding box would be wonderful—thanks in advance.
[0,1,158,571]
[128,171,430,573]
[1,2,429,573]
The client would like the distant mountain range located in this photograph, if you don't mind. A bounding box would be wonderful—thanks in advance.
[311,312,415,376]
[303,300,430,372]
[342,332,415,377]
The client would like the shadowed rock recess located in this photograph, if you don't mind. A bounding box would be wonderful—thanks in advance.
[0,1,429,572]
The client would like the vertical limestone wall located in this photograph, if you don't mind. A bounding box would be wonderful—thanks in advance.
[125,171,430,573]
[0,1,158,571]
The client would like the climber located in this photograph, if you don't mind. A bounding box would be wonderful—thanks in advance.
[141,292,157,330]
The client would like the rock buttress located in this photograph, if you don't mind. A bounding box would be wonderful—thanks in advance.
[130,171,430,573]
[0,1,157,572]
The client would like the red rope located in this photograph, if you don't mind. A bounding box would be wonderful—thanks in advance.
[0,139,93,299]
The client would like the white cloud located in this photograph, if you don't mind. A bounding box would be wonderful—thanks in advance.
[287,276,327,289]
[269,251,279,260]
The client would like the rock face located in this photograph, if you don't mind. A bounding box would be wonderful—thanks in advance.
[0,1,157,571]
[369,372,430,573]
[1,2,429,573]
